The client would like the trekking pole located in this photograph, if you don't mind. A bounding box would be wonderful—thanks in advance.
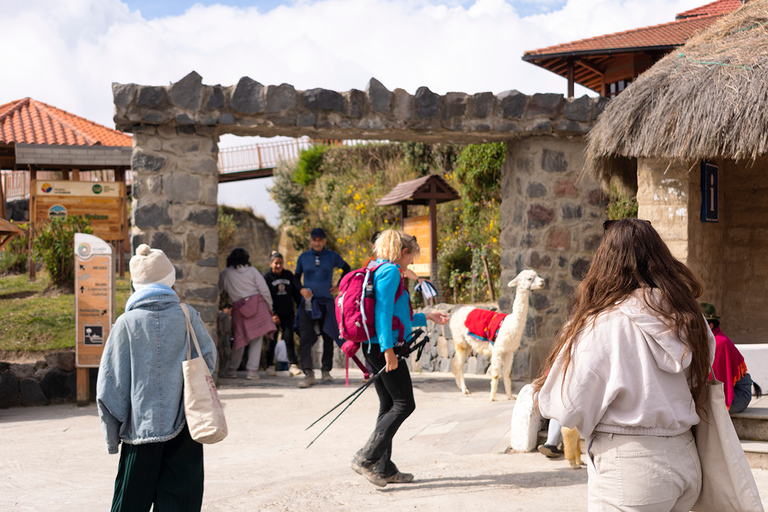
[305,365,385,431]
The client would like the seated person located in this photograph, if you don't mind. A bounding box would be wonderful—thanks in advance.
[701,302,762,414]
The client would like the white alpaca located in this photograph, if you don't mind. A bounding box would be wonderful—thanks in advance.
[451,269,545,401]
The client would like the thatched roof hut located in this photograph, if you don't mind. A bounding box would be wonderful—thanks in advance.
[586,0,768,182]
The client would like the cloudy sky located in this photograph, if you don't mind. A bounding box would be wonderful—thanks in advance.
[5,0,707,226]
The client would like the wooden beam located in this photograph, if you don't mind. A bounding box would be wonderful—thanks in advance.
[567,58,575,98]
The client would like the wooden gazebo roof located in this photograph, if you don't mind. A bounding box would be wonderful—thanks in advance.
[377,174,459,206]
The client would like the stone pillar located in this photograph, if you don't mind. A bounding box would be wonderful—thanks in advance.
[499,136,606,380]
[130,125,220,336]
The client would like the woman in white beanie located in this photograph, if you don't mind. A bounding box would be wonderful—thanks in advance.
[219,247,276,380]
[97,244,216,512]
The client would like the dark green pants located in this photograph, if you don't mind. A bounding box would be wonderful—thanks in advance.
[111,424,204,512]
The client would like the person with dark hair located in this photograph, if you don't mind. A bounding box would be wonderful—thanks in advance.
[295,228,351,388]
[263,251,302,376]
[97,244,216,512]
[219,247,276,380]
[351,229,449,487]
[700,302,762,414]
[535,218,714,511]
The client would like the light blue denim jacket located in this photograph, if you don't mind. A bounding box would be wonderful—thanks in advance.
[96,284,216,454]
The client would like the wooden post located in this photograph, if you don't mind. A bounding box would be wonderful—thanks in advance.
[76,367,90,406]
[0,171,6,219]
[429,197,439,300]
[567,58,575,99]
[28,165,36,281]
[481,254,496,301]
[400,204,407,230]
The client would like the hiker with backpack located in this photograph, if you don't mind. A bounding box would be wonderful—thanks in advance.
[349,230,449,487]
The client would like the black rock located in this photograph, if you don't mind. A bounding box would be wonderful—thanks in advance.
[0,372,20,408]
[366,78,392,114]
[40,367,71,401]
[20,378,47,406]
[266,83,297,113]
[498,90,527,120]
[169,71,203,111]
[415,87,440,119]
[151,232,183,260]
[136,86,167,109]
[303,88,345,113]
[134,202,172,229]
[231,77,264,114]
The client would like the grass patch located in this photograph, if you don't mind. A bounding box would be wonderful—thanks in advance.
[0,272,131,353]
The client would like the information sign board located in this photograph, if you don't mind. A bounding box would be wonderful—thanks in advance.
[75,234,115,367]
[403,215,431,277]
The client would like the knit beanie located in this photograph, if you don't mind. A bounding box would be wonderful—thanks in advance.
[130,244,176,290]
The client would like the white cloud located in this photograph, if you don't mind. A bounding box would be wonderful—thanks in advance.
[4,0,708,225]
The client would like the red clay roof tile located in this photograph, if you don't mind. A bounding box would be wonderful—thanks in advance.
[676,0,742,19]
[0,98,131,147]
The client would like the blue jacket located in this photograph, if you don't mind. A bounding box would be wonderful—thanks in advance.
[295,248,350,299]
[370,260,426,351]
[96,285,216,454]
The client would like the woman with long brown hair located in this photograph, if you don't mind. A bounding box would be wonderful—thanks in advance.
[536,218,714,511]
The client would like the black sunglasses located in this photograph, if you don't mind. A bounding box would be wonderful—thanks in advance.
[603,219,652,232]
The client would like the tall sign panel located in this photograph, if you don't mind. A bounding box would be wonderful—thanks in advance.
[403,215,432,277]
[75,234,115,404]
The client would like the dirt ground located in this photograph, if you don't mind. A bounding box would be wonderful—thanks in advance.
[2,369,768,512]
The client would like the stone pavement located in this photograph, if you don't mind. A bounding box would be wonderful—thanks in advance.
[2,368,768,511]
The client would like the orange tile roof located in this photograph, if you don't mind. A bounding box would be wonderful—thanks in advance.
[0,98,131,147]
[524,14,724,58]
[676,0,742,19]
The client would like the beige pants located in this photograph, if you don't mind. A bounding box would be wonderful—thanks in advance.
[587,430,701,512]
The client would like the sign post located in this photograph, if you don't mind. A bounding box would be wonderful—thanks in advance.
[74,233,115,406]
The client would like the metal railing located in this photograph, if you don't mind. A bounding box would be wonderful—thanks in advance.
[2,138,375,200]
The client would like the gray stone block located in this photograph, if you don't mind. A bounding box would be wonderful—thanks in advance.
[531,291,551,310]
[498,90,527,120]
[594,96,609,118]
[20,378,47,406]
[195,305,218,324]
[443,92,467,119]
[415,87,440,119]
[197,257,218,267]
[541,149,568,173]
[186,285,219,302]
[556,280,575,299]
[527,204,555,229]
[218,113,235,125]
[151,232,183,260]
[367,78,392,114]
[40,367,71,401]
[562,203,583,220]
[297,113,316,127]
[476,353,490,374]
[137,86,167,109]
[165,174,200,203]
[175,113,194,125]
[393,89,413,123]
[44,352,75,372]
[472,92,495,118]
[571,257,591,280]
[0,372,20,408]
[526,182,547,198]
[170,71,203,111]
[204,86,226,110]
[231,77,264,114]
[525,93,564,119]
[345,89,366,119]
[132,153,166,172]
[9,363,37,381]
[113,83,137,108]
[266,83,297,112]
[142,111,172,124]
[187,207,217,226]
[303,88,345,113]
[563,95,592,122]
[134,202,171,229]
[176,124,196,135]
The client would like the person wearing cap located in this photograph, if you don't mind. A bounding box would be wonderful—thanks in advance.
[97,244,216,512]
[294,227,351,388]
[700,302,762,414]
[219,247,276,380]
[263,251,302,376]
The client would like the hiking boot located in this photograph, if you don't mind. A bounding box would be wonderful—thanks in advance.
[246,371,260,380]
[537,444,564,458]
[350,459,386,487]
[384,471,414,484]
[265,366,277,377]
[321,370,334,383]
[298,373,316,388]
[289,364,303,377]
[220,370,237,379]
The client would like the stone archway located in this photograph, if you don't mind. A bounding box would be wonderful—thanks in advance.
[114,71,607,376]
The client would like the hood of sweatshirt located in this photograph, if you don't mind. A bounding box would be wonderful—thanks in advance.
[617,288,691,374]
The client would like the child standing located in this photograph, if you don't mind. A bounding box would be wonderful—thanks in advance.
[263,252,302,376]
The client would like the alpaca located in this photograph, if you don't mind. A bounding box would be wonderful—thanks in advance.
[561,426,583,469]
[450,269,545,401]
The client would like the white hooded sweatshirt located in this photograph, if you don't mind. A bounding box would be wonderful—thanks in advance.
[539,288,715,438]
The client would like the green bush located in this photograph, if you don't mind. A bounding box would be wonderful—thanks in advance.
[0,222,29,274]
[606,183,639,220]
[32,217,93,288]
[218,206,236,254]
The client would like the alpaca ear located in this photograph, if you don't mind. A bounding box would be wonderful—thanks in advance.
[508,277,518,288]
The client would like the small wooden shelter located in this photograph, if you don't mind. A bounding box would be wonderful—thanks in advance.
[377,174,459,290]
[585,0,768,342]
[0,217,23,251]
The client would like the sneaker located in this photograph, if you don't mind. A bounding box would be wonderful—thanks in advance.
[246,371,260,380]
[321,370,334,383]
[220,370,237,379]
[350,459,386,487]
[298,373,316,388]
[384,471,414,484]
[265,366,277,377]
[289,364,303,377]
[537,444,564,458]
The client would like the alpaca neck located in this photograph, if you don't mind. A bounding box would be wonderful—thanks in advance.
[509,287,531,325]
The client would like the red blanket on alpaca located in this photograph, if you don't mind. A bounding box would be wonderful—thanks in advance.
[465,309,508,343]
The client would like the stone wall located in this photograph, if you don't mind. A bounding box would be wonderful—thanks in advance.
[498,137,607,379]
[218,206,277,273]
[0,352,84,408]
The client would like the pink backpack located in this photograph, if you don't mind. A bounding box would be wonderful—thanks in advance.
[336,262,406,357]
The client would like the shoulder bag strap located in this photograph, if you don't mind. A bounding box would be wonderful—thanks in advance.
[180,303,203,361]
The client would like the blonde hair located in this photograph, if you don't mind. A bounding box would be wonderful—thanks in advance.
[373,230,420,262]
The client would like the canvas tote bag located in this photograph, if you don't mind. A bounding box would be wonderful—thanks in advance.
[691,372,763,512]
[180,304,228,444]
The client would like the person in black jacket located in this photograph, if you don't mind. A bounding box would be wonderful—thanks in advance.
[263,252,302,376]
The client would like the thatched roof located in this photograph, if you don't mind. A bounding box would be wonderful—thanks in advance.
[586,0,768,181]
